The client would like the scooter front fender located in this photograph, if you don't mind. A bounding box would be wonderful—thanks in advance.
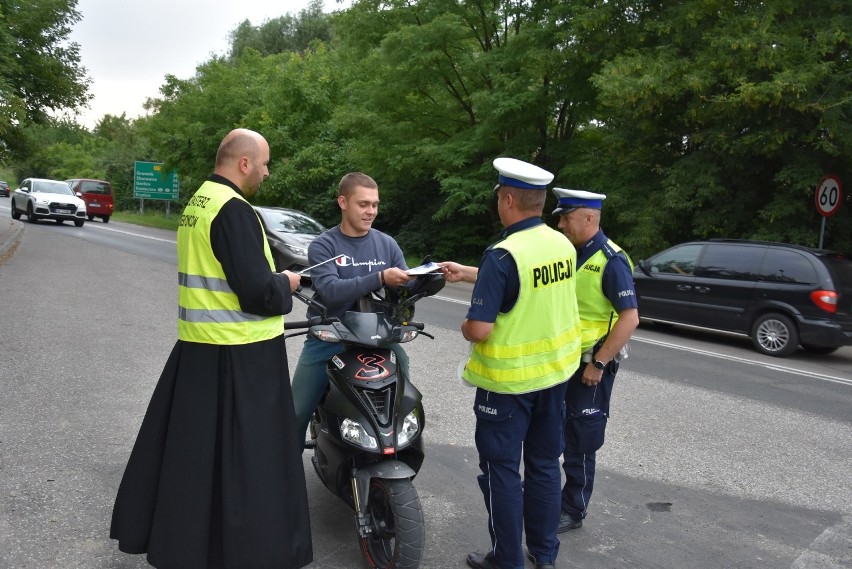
[352,459,416,515]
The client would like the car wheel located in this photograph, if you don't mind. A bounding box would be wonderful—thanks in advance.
[801,343,839,355]
[87,214,94,221]
[751,313,798,357]
[74,219,85,227]
[26,203,38,223]
[102,215,110,223]
[11,199,21,220]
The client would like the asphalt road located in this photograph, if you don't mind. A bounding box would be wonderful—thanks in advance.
[0,214,850,569]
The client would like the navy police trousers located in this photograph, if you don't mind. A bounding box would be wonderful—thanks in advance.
[561,360,618,521]
[474,382,567,569]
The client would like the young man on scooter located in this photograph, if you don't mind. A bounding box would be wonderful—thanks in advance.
[291,172,412,446]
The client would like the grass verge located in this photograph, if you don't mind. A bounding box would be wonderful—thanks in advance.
[112,210,180,231]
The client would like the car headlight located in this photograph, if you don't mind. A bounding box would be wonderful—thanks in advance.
[397,409,420,447]
[340,418,378,450]
[35,197,50,205]
[283,243,308,256]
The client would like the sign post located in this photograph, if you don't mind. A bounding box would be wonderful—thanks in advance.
[815,174,843,249]
[134,161,180,214]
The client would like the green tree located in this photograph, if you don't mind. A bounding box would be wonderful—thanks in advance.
[0,0,89,160]
[229,0,332,58]
[93,114,154,210]
[327,0,622,259]
[12,118,90,179]
[140,45,346,221]
[574,0,852,257]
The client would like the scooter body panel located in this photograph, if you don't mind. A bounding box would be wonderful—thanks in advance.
[311,344,425,510]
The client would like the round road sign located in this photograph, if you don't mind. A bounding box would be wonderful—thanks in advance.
[815,175,843,217]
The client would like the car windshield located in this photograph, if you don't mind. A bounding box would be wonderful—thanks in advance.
[33,180,74,195]
[261,209,324,235]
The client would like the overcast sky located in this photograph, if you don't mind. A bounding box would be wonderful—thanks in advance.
[67,0,346,128]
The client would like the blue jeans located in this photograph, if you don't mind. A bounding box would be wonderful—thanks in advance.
[291,336,410,444]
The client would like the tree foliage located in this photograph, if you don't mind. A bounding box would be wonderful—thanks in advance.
[571,0,852,256]
[139,44,347,226]
[229,0,332,59]
[0,0,90,160]
[7,0,852,260]
[328,0,617,259]
[12,114,152,210]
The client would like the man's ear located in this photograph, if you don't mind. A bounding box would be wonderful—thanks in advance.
[239,156,251,174]
[337,194,347,210]
[504,190,514,209]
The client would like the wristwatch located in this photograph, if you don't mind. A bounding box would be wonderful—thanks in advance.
[592,358,606,371]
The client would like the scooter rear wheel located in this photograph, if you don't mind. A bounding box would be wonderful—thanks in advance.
[359,478,424,569]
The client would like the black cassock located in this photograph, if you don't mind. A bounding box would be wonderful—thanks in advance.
[111,176,312,569]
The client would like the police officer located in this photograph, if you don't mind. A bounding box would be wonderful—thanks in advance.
[440,158,581,569]
[551,188,639,533]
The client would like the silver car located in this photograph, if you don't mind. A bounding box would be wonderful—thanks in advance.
[11,178,87,227]
[253,206,325,276]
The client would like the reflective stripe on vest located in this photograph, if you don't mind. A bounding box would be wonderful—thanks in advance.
[177,180,283,345]
[463,224,581,393]
[577,240,632,351]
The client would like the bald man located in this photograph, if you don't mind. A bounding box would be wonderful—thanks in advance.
[111,129,313,569]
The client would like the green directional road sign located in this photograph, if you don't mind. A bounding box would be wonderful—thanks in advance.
[134,161,180,200]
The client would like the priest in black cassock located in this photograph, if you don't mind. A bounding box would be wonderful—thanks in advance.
[110,128,312,569]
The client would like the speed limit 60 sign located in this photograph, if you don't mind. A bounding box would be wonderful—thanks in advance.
[815,174,843,217]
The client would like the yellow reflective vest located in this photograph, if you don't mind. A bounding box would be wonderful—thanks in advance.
[177,180,283,344]
[463,224,581,393]
[577,240,633,351]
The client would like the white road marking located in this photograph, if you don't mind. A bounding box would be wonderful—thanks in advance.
[84,223,177,244]
[632,336,852,386]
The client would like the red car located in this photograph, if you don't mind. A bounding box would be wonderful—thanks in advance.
[66,178,114,223]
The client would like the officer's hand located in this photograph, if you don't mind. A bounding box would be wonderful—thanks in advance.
[382,267,412,288]
[581,363,603,386]
[438,261,477,283]
[438,261,463,283]
[282,270,301,292]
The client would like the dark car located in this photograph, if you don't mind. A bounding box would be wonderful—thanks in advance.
[633,239,852,357]
[252,206,325,275]
[0,180,10,197]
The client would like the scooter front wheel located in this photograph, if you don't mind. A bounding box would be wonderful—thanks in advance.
[359,478,424,569]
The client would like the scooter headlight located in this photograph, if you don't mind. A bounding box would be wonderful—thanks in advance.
[340,418,378,450]
[397,409,420,447]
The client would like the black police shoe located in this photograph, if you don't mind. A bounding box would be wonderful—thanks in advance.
[525,550,557,569]
[466,551,499,569]
[557,511,583,533]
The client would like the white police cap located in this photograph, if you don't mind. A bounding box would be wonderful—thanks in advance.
[552,187,607,215]
[493,157,554,190]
